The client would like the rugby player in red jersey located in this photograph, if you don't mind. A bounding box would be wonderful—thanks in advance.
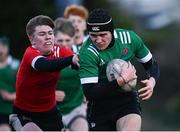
[9,15,79,131]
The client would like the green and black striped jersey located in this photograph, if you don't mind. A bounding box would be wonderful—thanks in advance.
[79,28,152,84]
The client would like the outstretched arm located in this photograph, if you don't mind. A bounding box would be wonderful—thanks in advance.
[34,56,73,71]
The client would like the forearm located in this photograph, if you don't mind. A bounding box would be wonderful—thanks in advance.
[34,56,73,72]
[82,80,120,101]
[142,58,160,82]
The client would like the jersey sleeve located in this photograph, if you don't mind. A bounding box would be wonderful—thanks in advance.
[79,48,99,84]
[23,47,44,68]
[131,31,152,63]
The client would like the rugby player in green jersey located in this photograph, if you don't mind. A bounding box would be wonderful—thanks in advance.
[79,8,160,131]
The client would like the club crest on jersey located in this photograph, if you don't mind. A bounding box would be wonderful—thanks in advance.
[92,26,100,31]
[90,122,96,128]
[122,48,129,54]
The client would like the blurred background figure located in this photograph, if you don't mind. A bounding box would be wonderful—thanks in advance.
[64,4,89,53]
[112,0,180,30]
[0,36,20,131]
[54,18,75,49]
[54,18,88,131]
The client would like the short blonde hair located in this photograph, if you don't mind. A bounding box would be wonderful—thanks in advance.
[64,4,89,20]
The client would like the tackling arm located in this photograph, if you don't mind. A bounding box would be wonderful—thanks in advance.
[34,56,73,72]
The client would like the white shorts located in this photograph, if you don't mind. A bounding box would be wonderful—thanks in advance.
[62,102,87,127]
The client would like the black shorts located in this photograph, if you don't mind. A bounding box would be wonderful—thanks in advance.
[87,91,141,131]
[10,106,64,131]
[0,113,9,124]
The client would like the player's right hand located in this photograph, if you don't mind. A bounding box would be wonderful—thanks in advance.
[121,62,137,83]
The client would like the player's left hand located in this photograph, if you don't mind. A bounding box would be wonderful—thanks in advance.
[138,77,156,100]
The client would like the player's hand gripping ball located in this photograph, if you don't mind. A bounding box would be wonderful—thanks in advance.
[106,59,137,92]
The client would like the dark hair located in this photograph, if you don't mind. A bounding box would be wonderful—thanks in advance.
[54,18,75,37]
[0,36,10,46]
[26,15,54,37]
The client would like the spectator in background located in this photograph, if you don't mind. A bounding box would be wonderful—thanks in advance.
[9,15,79,131]
[54,17,88,131]
[0,36,19,131]
[64,4,89,53]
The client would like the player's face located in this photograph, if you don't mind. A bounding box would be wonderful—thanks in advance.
[55,31,74,49]
[30,25,54,55]
[68,15,86,36]
[89,31,112,50]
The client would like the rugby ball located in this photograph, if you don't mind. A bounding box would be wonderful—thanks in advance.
[106,59,137,91]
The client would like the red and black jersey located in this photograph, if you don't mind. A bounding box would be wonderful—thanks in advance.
[15,45,73,112]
